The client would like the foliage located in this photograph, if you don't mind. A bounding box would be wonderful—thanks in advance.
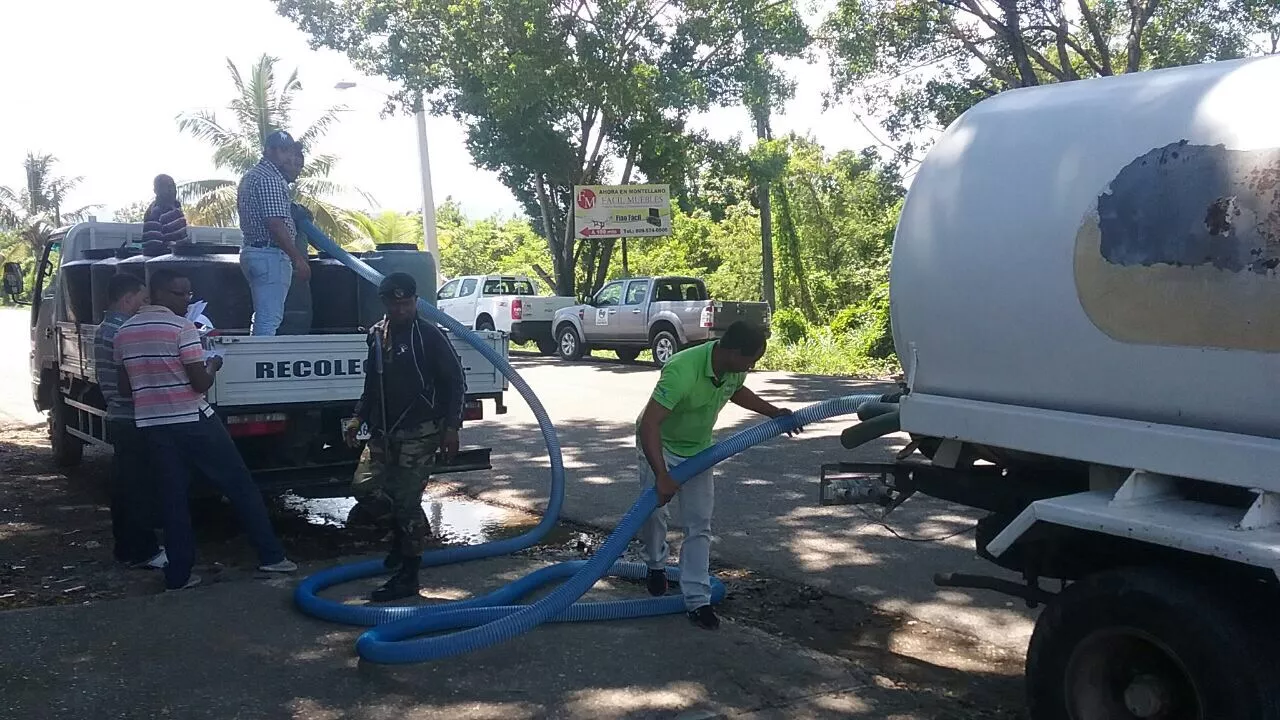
[274,0,809,297]
[112,201,151,223]
[822,0,1280,146]
[771,307,810,344]
[759,327,898,376]
[436,201,557,288]
[177,54,362,243]
[343,209,423,252]
[0,153,100,267]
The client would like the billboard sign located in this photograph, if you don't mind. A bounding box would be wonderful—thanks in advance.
[573,184,671,239]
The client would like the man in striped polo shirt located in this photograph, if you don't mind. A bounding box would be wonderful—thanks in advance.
[93,273,165,570]
[115,268,296,590]
[141,174,189,245]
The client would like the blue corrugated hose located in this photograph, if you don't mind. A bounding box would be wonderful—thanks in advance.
[293,211,887,663]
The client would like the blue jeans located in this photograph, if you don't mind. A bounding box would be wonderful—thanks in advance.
[145,414,285,588]
[240,246,292,336]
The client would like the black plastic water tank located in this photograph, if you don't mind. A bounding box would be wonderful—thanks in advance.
[90,246,141,323]
[357,243,438,327]
[145,244,252,331]
[115,242,170,282]
[310,253,360,332]
[63,248,115,324]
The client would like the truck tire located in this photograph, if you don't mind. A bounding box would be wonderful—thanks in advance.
[616,348,641,363]
[49,392,84,468]
[650,328,681,367]
[1026,567,1280,720]
[535,338,557,356]
[557,325,584,361]
[475,316,495,332]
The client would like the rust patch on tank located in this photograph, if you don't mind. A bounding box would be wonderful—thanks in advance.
[1077,141,1280,353]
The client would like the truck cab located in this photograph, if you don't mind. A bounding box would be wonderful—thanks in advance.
[30,221,508,495]
[551,276,771,366]
[435,274,576,354]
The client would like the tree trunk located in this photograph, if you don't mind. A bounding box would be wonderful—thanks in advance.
[752,104,776,309]
[773,182,815,320]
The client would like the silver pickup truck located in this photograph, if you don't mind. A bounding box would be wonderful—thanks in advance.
[551,276,771,367]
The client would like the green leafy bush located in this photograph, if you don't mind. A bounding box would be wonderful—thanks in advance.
[771,307,810,344]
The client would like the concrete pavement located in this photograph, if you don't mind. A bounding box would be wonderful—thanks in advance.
[0,556,978,720]
[463,357,1034,652]
[0,307,43,429]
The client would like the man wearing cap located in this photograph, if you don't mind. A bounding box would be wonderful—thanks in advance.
[343,272,466,601]
[236,129,310,336]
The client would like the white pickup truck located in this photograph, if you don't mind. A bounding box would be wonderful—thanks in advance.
[436,274,576,354]
[30,222,508,494]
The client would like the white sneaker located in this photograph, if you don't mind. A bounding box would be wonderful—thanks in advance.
[258,559,298,573]
[165,574,202,592]
[135,549,168,570]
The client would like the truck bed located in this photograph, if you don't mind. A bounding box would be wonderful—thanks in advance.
[55,322,509,409]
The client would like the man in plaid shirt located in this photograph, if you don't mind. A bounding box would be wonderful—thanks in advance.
[236,130,310,335]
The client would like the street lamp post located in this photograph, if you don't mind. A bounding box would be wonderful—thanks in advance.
[335,82,440,275]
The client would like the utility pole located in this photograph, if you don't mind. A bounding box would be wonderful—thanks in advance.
[414,93,440,278]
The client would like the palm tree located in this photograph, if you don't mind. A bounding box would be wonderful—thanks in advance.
[177,54,361,243]
[0,152,100,258]
[343,210,423,252]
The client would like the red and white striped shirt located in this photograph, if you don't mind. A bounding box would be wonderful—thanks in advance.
[114,305,213,427]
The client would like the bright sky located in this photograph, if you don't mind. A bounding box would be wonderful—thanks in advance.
[0,0,874,221]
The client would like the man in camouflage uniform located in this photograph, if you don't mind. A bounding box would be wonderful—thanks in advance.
[344,272,465,602]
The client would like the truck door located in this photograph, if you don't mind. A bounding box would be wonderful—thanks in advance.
[29,241,61,409]
[456,278,482,328]
[436,279,461,320]
[617,279,651,342]
[584,281,624,342]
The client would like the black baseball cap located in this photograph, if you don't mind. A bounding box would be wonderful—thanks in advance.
[264,129,297,151]
[378,272,417,299]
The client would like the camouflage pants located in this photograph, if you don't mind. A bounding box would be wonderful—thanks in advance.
[350,420,440,557]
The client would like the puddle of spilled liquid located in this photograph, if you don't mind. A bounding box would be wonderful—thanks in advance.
[282,493,539,544]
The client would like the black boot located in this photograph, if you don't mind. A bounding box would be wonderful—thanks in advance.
[371,557,421,602]
[383,529,405,571]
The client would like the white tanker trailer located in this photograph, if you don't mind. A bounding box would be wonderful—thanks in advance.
[826,55,1280,719]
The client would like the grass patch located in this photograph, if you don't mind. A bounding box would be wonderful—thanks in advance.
[759,329,899,378]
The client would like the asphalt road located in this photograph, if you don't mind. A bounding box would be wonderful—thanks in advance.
[0,307,42,429]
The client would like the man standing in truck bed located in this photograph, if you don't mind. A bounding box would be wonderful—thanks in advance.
[635,321,795,630]
[236,129,310,335]
[344,272,466,602]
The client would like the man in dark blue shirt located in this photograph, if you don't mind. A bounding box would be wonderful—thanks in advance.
[344,272,465,601]
[93,273,165,569]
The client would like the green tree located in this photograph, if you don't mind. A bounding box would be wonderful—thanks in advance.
[822,0,1279,145]
[112,200,150,223]
[0,152,100,259]
[273,0,809,297]
[436,200,555,286]
[177,54,359,243]
[343,209,423,252]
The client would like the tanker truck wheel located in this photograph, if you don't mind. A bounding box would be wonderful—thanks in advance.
[49,392,83,468]
[1026,567,1280,720]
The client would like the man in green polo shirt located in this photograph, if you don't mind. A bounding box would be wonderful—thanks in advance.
[636,321,796,630]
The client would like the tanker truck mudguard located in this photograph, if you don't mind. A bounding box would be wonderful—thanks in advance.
[816,55,1280,719]
[294,209,890,663]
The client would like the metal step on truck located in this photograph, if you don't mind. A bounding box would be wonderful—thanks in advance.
[821,56,1280,719]
[29,221,508,495]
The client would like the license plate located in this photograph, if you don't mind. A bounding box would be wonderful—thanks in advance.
[342,416,372,441]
